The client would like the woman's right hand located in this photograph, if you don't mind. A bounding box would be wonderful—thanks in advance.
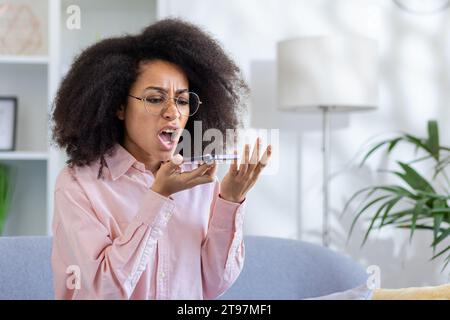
[150,156,217,197]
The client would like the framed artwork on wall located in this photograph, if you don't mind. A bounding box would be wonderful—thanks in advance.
[0,97,17,151]
[0,1,47,55]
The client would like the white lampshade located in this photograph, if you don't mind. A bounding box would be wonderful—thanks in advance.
[277,35,378,112]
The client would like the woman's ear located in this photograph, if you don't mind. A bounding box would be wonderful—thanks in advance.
[117,105,125,120]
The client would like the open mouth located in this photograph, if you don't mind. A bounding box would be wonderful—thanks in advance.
[157,128,179,150]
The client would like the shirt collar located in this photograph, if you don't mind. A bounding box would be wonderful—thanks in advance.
[104,143,142,180]
[104,143,196,181]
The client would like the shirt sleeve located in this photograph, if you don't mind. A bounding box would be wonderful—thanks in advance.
[53,181,176,299]
[200,178,246,300]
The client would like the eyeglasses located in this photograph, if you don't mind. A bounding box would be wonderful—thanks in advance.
[128,89,202,117]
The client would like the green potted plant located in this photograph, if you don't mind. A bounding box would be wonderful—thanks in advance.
[0,163,14,235]
[343,120,450,271]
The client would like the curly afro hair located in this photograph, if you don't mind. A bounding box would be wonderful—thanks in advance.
[51,18,248,178]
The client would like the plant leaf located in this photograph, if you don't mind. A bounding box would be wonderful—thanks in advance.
[362,201,393,246]
[404,134,431,155]
[431,199,447,253]
[387,137,402,154]
[426,120,440,161]
[379,196,403,228]
[348,195,393,239]
[431,227,450,248]
[410,199,427,242]
[0,164,15,236]
[395,162,435,193]
[359,140,393,167]
[376,209,415,226]
[415,191,450,200]
[341,186,379,218]
[441,255,450,272]
[408,155,433,165]
[435,154,450,177]
[341,185,416,218]
[431,245,450,260]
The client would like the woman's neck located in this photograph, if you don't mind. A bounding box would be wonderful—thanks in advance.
[121,139,162,176]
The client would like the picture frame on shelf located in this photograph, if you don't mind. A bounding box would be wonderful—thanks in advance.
[0,97,17,151]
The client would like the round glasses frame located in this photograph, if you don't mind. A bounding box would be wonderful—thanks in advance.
[128,91,202,117]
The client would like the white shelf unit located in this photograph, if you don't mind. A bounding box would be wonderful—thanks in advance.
[0,0,56,236]
[0,0,157,236]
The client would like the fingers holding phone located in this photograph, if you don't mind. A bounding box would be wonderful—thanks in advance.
[150,155,216,197]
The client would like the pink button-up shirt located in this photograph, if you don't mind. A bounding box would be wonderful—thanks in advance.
[51,143,246,300]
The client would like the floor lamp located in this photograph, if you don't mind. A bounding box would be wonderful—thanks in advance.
[277,35,378,247]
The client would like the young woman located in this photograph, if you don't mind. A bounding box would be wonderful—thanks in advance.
[51,18,271,300]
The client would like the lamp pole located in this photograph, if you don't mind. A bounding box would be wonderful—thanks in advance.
[320,106,331,247]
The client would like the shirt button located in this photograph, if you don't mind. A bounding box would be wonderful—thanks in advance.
[159,271,166,279]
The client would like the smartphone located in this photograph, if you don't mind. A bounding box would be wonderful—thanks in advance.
[183,154,239,164]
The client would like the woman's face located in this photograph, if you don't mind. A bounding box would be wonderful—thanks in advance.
[117,59,190,162]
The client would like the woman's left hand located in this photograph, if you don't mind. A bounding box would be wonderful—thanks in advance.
[219,138,272,203]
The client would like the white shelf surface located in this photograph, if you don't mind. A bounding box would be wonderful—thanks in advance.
[0,151,49,161]
[0,55,49,65]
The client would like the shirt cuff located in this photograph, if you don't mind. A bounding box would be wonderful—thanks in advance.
[210,194,246,231]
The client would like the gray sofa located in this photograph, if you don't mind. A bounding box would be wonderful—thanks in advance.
[0,235,367,300]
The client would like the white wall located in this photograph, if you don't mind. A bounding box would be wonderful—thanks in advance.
[159,0,450,287]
